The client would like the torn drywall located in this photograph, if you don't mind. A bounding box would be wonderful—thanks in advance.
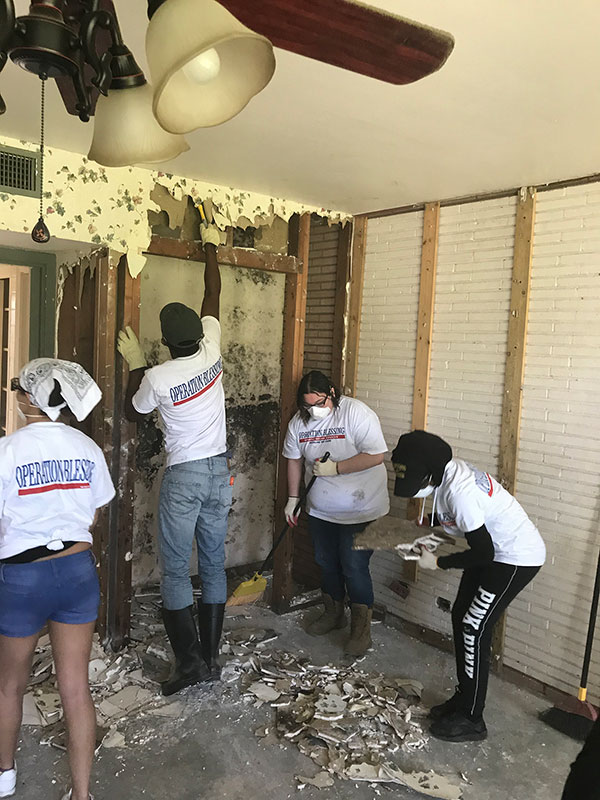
[0,136,350,278]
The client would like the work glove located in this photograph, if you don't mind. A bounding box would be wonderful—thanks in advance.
[417,548,438,570]
[200,222,221,248]
[312,459,338,477]
[285,496,300,527]
[117,326,146,371]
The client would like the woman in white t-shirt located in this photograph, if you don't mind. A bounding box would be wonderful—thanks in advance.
[283,370,389,656]
[392,430,545,744]
[0,359,115,800]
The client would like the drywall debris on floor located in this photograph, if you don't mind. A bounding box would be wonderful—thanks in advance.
[22,592,462,799]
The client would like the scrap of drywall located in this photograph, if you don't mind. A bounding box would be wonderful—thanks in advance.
[0,136,351,278]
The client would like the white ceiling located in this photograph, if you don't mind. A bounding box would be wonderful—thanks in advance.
[1,0,600,214]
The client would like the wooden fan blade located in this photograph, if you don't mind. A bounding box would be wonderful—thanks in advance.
[219,0,454,84]
[55,0,117,118]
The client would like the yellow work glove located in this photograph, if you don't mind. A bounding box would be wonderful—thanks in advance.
[284,496,300,527]
[312,459,338,477]
[117,326,146,371]
[200,223,221,248]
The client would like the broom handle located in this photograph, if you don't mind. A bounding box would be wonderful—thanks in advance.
[259,451,331,573]
[579,545,600,698]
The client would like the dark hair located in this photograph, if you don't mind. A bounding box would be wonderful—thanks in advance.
[296,370,340,423]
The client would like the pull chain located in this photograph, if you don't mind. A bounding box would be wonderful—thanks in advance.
[31,74,50,244]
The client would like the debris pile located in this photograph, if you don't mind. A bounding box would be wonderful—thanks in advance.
[234,648,461,799]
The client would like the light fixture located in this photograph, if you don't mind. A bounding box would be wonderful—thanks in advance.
[85,9,188,167]
[0,1,190,172]
[145,0,276,134]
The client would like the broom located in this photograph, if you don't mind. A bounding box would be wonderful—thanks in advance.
[539,545,600,741]
[227,452,330,606]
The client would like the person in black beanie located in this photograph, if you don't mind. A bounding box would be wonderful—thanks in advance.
[391,430,546,742]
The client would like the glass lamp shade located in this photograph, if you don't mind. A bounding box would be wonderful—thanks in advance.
[146,0,276,134]
[88,82,189,167]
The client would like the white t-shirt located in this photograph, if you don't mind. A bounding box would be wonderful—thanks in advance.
[132,316,227,467]
[435,458,546,567]
[283,396,389,525]
[0,422,115,560]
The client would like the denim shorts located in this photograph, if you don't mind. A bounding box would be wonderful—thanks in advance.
[0,549,100,638]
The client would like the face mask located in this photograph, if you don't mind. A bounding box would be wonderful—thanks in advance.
[308,405,331,420]
[413,484,434,499]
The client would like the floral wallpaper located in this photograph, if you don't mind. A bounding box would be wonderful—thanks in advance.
[0,136,351,277]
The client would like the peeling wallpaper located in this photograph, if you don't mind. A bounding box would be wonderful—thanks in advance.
[0,136,350,277]
[133,253,285,587]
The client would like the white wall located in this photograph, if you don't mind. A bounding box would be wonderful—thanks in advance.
[356,188,600,701]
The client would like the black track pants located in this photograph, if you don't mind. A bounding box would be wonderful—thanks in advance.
[452,562,540,719]
[561,715,600,800]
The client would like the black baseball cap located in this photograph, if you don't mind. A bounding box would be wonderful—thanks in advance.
[391,430,452,497]
[160,303,204,347]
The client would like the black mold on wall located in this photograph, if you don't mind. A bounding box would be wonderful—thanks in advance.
[226,400,279,472]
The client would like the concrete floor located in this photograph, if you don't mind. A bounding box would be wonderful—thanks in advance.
[14,605,580,800]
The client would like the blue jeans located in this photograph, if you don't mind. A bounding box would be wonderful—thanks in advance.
[308,516,374,606]
[158,457,232,610]
[0,549,99,637]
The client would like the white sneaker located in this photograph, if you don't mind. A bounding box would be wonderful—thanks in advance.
[0,764,16,798]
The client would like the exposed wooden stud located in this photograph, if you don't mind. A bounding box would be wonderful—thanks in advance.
[405,202,440,581]
[91,249,118,638]
[272,213,311,613]
[109,254,140,648]
[492,187,537,670]
[331,221,352,390]
[146,236,300,274]
[343,215,368,397]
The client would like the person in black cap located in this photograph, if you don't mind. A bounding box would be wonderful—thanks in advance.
[118,220,232,696]
[391,430,546,742]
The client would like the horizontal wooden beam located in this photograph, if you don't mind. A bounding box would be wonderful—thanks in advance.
[145,236,300,274]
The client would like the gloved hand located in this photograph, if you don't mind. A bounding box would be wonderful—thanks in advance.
[117,326,146,371]
[200,223,221,248]
[418,548,438,570]
[312,459,338,477]
[285,496,300,526]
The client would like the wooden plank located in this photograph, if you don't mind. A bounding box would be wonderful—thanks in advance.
[405,202,440,581]
[493,187,536,670]
[343,215,368,396]
[109,254,140,648]
[91,249,118,638]
[272,213,311,613]
[331,222,352,390]
[146,236,300,274]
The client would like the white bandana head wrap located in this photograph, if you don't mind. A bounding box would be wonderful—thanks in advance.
[18,358,102,422]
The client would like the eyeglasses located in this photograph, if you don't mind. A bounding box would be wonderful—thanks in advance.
[302,394,330,411]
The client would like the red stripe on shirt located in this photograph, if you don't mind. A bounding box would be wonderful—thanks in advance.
[173,371,222,406]
[299,435,346,443]
[486,473,493,497]
[18,482,90,496]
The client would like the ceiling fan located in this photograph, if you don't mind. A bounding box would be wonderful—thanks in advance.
[0,0,454,166]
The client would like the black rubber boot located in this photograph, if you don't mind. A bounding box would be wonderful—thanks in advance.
[161,606,211,696]
[430,710,488,742]
[197,602,225,681]
[429,690,465,721]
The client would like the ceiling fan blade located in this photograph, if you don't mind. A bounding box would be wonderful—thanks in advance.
[55,0,116,118]
[218,0,454,84]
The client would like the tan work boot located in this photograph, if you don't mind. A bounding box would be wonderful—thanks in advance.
[344,604,372,656]
[306,593,346,635]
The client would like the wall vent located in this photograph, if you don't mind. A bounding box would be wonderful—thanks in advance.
[0,145,39,198]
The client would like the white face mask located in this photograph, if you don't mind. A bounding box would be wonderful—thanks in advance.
[413,484,434,499]
[308,405,331,420]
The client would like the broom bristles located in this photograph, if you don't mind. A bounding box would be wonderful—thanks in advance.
[226,590,265,607]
